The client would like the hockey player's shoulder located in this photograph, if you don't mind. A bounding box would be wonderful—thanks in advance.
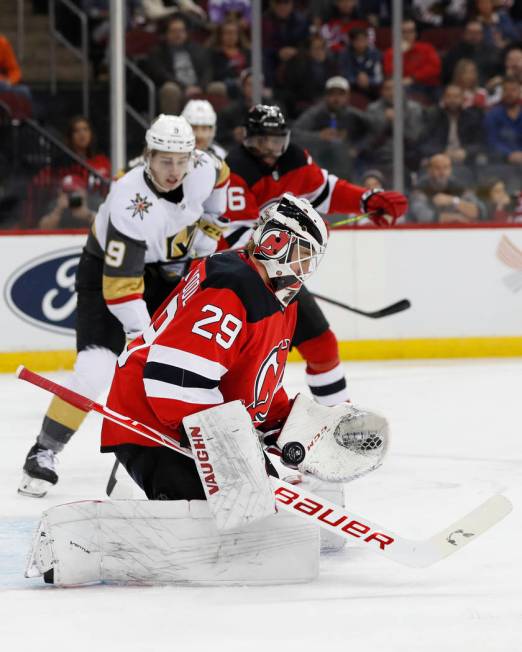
[225,145,263,186]
[279,143,310,172]
[190,149,230,192]
[203,252,282,322]
[109,166,156,224]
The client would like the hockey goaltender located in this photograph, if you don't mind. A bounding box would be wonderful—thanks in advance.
[25,193,391,586]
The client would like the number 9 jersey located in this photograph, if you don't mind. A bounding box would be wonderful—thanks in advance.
[84,153,229,338]
[101,250,297,452]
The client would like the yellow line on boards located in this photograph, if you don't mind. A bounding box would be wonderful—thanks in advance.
[1,337,522,373]
[289,337,522,361]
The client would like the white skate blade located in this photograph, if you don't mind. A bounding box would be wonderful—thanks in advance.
[18,473,53,498]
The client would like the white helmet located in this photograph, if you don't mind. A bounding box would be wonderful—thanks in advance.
[181,100,217,127]
[145,114,195,153]
[252,193,328,307]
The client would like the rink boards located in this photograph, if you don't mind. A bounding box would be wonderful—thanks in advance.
[1,226,521,371]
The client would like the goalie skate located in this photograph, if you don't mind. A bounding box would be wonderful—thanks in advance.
[18,444,58,497]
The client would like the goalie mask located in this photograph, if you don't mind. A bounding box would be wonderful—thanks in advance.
[252,194,328,307]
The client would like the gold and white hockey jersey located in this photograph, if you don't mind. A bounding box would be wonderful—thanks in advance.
[85,151,229,336]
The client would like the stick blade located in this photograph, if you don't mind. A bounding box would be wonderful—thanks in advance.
[410,494,513,568]
[371,298,411,318]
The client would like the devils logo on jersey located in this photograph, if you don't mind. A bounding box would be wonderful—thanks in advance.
[256,229,291,259]
[248,338,291,422]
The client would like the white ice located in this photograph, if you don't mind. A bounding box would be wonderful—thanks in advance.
[1,359,521,652]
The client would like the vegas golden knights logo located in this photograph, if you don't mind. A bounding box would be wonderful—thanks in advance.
[166,224,198,260]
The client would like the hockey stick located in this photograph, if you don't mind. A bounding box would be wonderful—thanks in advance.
[17,366,512,568]
[312,293,411,319]
[105,459,120,497]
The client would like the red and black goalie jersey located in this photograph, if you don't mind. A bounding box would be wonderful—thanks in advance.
[222,143,367,248]
[101,251,296,451]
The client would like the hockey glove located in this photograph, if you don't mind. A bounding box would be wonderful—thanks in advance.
[361,189,408,226]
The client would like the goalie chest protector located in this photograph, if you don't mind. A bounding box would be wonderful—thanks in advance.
[101,251,297,451]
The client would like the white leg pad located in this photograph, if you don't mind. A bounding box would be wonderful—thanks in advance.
[25,500,319,587]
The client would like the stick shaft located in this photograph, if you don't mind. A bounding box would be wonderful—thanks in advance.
[312,293,411,318]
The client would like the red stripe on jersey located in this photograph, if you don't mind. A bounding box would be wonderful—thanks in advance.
[105,293,144,305]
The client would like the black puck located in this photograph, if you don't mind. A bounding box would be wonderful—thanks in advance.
[281,441,306,466]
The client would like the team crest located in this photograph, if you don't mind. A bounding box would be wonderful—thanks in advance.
[256,228,292,259]
[126,193,152,220]
[248,339,291,422]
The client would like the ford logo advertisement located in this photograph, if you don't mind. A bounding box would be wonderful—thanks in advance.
[4,248,81,336]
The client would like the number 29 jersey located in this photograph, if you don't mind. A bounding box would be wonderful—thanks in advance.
[101,251,297,451]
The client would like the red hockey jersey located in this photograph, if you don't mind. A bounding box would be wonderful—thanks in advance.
[223,143,367,248]
[101,251,297,451]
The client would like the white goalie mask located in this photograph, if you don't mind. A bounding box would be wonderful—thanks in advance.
[144,114,196,191]
[252,194,328,307]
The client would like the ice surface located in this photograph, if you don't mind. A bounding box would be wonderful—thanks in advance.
[0,360,520,652]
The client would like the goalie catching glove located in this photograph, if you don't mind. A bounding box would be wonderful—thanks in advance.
[272,394,389,483]
[361,189,408,227]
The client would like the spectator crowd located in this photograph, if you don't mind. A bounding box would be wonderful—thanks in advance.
[1,0,522,227]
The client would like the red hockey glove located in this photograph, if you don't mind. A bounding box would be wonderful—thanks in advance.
[361,189,409,227]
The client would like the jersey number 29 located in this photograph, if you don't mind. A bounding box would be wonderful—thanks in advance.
[192,305,242,350]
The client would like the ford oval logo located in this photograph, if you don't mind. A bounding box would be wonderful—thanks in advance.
[4,247,81,336]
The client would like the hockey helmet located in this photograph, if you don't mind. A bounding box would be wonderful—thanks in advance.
[181,100,217,127]
[244,105,290,159]
[252,193,328,307]
[144,115,195,192]
[145,114,195,153]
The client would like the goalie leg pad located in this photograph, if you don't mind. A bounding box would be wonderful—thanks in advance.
[25,500,319,587]
[183,401,276,532]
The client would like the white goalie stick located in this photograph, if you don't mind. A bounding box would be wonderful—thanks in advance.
[17,366,512,568]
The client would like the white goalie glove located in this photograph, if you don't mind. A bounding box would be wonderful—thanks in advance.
[275,394,389,483]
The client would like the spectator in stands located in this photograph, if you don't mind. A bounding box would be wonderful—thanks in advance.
[217,68,254,148]
[145,15,213,115]
[141,0,206,22]
[419,84,484,166]
[65,115,111,180]
[262,0,310,88]
[474,0,519,49]
[362,168,386,189]
[451,59,490,109]
[484,46,522,105]
[505,47,522,84]
[338,27,382,99]
[38,175,95,230]
[292,75,374,177]
[484,77,522,165]
[0,33,33,108]
[442,20,501,85]
[320,0,369,53]
[208,0,251,28]
[209,19,250,97]
[366,77,424,172]
[411,0,467,28]
[383,19,441,102]
[409,153,485,223]
[277,34,338,118]
[476,177,518,222]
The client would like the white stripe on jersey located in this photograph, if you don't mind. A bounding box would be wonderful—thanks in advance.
[305,365,345,387]
[312,387,350,406]
[144,378,224,404]
[148,345,228,381]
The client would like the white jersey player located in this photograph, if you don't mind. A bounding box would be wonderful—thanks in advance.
[181,99,227,161]
[19,114,230,498]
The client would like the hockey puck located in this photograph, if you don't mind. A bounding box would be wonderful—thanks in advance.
[281,441,306,466]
